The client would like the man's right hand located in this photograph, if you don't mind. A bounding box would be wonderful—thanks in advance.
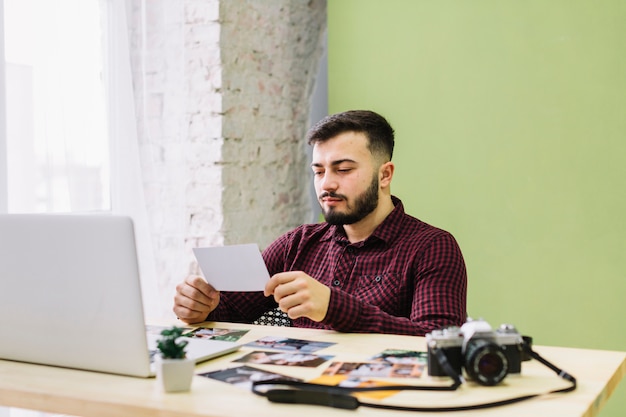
[173,276,220,324]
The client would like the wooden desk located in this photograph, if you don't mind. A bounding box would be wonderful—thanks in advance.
[0,322,624,417]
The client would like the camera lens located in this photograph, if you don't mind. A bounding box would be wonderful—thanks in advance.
[464,339,509,386]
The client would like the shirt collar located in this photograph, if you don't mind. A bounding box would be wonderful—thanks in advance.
[369,195,404,245]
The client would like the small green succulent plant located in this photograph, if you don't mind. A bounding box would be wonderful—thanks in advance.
[156,326,188,359]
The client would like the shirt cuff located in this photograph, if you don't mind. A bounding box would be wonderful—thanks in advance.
[322,288,361,331]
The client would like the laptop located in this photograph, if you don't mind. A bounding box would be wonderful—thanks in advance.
[0,213,240,377]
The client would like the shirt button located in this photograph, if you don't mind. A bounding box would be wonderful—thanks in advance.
[332,280,341,286]
[375,275,382,282]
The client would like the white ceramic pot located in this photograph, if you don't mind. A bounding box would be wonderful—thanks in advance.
[156,357,195,392]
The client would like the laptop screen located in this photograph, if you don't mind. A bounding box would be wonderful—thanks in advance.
[0,214,155,377]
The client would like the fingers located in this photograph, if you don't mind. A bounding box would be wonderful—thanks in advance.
[266,272,330,322]
[182,275,216,304]
[264,271,299,297]
[173,276,220,324]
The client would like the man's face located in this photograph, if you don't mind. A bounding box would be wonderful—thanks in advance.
[311,131,380,225]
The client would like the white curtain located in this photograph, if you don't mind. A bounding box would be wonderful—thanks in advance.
[106,0,162,319]
[3,0,110,213]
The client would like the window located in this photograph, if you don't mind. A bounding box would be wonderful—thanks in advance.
[2,0,161,321]
[2,0,109,213]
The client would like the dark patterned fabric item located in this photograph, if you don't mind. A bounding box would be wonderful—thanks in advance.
[254,307,292,327]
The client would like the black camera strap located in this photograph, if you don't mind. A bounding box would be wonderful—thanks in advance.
[251,341,577,412]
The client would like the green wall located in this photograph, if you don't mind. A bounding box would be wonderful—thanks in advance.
[328,1,626,415]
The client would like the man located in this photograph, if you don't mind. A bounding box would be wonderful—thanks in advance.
[174,110,467,335]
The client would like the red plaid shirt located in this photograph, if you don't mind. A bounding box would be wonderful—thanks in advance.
[208,197,467,335]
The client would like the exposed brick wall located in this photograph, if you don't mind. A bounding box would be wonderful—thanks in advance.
[127,0,326,316]
[219,1,324,246]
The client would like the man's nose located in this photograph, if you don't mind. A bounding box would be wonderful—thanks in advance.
[319,172,339,191]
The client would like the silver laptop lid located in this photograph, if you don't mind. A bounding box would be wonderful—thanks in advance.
[0,213,153,377]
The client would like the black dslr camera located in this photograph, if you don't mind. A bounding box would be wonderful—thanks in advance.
[426,318,530,386]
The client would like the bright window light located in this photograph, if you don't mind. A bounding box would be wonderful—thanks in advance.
[3,0,109,213]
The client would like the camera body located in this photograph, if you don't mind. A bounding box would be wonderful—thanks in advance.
[426,319,527,386]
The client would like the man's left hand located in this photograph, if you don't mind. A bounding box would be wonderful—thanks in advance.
[264,271,330,322]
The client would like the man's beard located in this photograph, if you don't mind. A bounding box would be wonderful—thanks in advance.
[320,174,379,226]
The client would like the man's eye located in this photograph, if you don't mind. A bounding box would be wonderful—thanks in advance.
[338,168,352,173]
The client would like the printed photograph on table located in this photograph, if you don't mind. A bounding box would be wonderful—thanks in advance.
[199,365,301,390]
[322,360,425,378]
[244,336,335,352]
[234,350,333,367]
[187,327,249,342]
[309,375,402,400]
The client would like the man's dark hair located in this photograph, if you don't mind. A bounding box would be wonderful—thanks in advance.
[306,110,395,161]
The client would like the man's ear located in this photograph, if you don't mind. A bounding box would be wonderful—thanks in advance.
[379,161,395,188]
